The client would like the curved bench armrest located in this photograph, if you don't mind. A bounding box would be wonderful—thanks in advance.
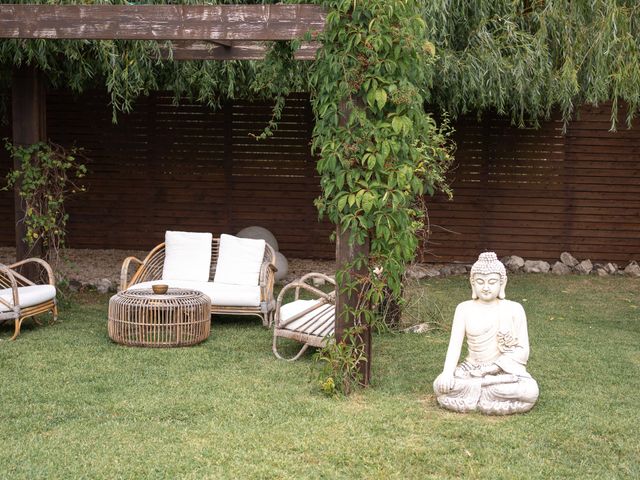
[7,257,55,286]
[120,256,143,291]
[0,263,20,309]
[120,243,166,291]
[258,243,277,306]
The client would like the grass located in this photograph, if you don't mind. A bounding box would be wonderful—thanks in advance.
[1,274,639,479]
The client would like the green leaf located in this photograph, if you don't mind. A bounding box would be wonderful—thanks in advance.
[375,89,387,110]
[336,171,345,190]
[366,88,377,109]
[337,195,348,212]
[362,192,375,213]
[391,116,403,134]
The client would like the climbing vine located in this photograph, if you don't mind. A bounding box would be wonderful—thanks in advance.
[310,0,454,393]
[4,141,87,266]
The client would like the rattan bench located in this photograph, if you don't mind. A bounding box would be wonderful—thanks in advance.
[120,234,277,326]
[273,272,336,361]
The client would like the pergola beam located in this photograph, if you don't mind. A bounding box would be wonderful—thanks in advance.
[165,41,321,61]
[0,4,325,41]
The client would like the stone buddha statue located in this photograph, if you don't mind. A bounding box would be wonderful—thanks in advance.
[433,252,539,415]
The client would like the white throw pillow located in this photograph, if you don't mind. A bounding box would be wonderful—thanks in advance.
[162,231,212,282]
[213,234,265,286]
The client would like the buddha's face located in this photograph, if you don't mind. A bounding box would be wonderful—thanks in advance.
[471,273,503,303]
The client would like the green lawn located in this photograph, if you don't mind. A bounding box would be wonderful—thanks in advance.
[1,275,639,479]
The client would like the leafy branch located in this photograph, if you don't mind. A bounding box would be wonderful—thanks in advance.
[4,141,87,267]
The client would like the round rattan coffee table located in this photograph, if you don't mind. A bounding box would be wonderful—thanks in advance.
[108,288,211,347]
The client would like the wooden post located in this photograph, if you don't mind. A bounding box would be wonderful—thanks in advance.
[11,66,46,263]
[334,98,372,386]
[223,100,233,233]
[335,227,371,386]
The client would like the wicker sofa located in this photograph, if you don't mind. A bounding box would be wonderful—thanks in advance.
[120,232,277,326]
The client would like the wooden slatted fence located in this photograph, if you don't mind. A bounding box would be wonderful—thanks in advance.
[0,92,638,263]
[40,91,334,258]
[424,104,640,263]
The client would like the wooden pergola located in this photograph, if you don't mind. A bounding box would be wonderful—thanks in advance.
[0,4,371,383]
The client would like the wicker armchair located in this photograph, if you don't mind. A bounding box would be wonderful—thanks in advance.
[120,237,277,326]
[0,258,57,340]
[273,272,336,361]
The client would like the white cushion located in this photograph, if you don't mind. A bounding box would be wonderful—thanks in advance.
[0,285,56,313]
[162,231,212,282]
[128,281,260,307]
[213,234,265,287]
[280,299,319,320]
[209,283,261,307]
[279,298,335,335]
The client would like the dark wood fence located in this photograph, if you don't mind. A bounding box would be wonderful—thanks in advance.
[3,91,333,259]
[425,105,640,263]
[0,91,638,263]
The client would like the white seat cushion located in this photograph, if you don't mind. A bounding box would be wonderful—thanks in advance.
[209,283,261,307]
[279,299,335,335]
[128,281,260,307]
[0,285,56,313]
[162,231,212,282]
[213,234,265,287]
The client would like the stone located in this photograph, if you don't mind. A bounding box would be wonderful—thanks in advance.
[96,278,113,294]
[440,264,467,276]
[403,323,433,334]
[504,255,525,273]
[424,267,441,278]
[433,252,539,415]
[450,264,467,276]
[523,260,550,274]
[67,279,83,292]
[605,263,618,275]
[551,261,571,275]
[560,251,579,267]
[575,259,593,275]
[439,265,454,276]
[624,261,640,277]
[595,268,609,277]
[406,265,427,280]
[312,276,326,287]
[406,264,440,280]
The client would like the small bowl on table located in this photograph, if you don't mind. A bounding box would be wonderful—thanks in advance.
[152,284,169,295]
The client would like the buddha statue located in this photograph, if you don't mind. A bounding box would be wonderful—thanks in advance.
[433,252,539,415]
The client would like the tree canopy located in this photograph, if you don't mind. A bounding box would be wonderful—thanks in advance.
[424,0,640,129]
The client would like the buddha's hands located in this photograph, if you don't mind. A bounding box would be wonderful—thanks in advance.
[434,372,456,394]
[470,363,501,377]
